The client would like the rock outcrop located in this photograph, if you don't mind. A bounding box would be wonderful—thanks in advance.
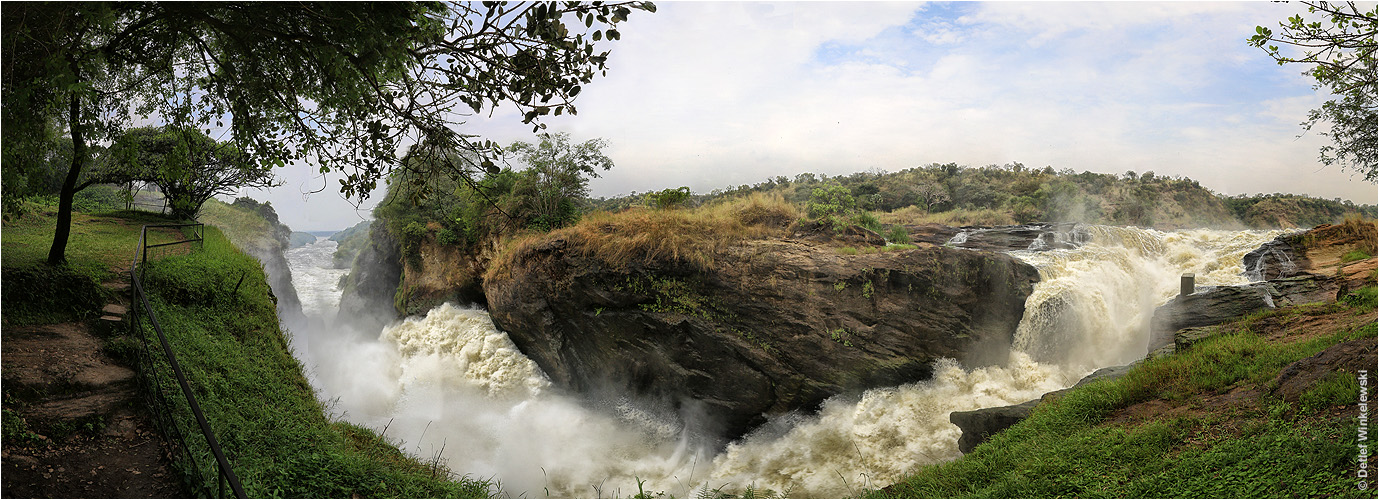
[337,222,405,333]
[1272,338,1376,403]
[393,233,489,316]
[1149,220,1377,352]
[485,237,1040,439]
[1146,275,1339,351]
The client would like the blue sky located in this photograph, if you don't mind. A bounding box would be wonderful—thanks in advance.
[237,1,1378,232]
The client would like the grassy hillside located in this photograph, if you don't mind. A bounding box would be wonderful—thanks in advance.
[870,289,1378,498]
[139,227,490,497]
[1,203,491,497]
[0,198,181,325]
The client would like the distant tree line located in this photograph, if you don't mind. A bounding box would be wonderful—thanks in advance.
[592,162,1377,229]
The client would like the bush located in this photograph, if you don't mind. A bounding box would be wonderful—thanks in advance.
[886,226,911,243]
[647,186,692,209]
[1341,286,1376,310]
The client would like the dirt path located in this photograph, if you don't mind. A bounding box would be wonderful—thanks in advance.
[2,276,186,498]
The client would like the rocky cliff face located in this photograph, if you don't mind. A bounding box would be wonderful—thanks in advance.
[337,222,404,333]
[199,198,304,323]
[485,236,1040,439]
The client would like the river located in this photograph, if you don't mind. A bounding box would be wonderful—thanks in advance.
[283,225,1281,498]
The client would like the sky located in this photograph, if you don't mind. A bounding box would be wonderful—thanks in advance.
[230,1,1379,232]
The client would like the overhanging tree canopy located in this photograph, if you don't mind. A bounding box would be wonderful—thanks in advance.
[1250,1,1377,183]
[1,1,654,264]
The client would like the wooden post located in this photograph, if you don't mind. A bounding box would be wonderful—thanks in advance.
[1181,273,1195,296]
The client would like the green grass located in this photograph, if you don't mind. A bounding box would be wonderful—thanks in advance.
[1340,249,1372,263]
[138,227,490,498]
[4,203,489,497]
[197,198,279,251]
[871,294,1377,498]
[1,199,188,325]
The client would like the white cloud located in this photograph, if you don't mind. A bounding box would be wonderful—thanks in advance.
[254,1,1376,231]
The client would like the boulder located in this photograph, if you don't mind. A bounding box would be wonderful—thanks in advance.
[1147,275,1338,352]
[950,399,1041,454]
[485,237,1040,439]
[1242,237,1308,282]
[1173,326,1221,352]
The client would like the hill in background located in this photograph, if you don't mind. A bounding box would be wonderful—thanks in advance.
[594,163,1377,230]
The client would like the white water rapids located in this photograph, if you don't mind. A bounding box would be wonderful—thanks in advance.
[283,226,1282,498]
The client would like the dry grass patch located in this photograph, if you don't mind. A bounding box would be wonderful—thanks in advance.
[486,193,801,281]
[1338,213,1377,255]
[876,206,1016,226]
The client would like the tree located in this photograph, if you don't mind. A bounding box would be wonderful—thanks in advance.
[105,127,277,219]
[506,132,614,230]
[2,1,653,265]
[911,179,951,213]
[1251,1,1377,183]
[647,186,692,209]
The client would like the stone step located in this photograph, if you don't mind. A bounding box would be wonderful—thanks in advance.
[94,315,127,338]
[101,304,128,317]
[21,388,137,430]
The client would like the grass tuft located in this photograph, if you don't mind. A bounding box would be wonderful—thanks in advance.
[1339,214,1378,255]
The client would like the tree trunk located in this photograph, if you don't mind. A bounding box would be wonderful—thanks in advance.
[46,83,87,266]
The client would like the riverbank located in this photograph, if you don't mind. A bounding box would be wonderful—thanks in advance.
[1,203,491,497]
[871,284,1377,498]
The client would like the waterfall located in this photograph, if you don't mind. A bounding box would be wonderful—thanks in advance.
[283,226,1282,498]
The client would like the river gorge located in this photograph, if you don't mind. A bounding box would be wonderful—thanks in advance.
[282,225,1282,498]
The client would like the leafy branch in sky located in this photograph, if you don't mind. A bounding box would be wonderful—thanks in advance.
[1250,1,1377,183]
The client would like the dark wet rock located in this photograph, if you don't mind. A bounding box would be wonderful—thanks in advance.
[1147,275,1338,352]
[906,223,1087,252]
[1242,237,1308,282]
[486,237,1039,440]
[337,222,404,332]
[950,399,1041,454]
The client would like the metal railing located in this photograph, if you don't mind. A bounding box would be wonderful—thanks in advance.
[128,223,247,498]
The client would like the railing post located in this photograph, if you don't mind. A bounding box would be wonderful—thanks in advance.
[1180,273,1195,296]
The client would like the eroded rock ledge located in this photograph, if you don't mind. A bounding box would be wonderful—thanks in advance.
[485,236,1040,439]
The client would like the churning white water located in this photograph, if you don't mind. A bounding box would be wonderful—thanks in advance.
[282,226,1282,498]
